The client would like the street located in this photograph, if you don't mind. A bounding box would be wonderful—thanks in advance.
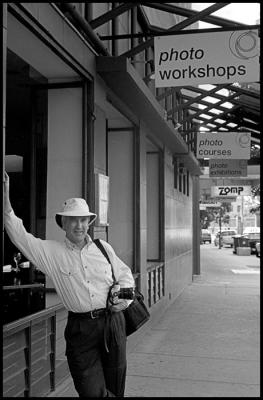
[200,241,260,284]
[124,243,260,397]
[48,242,260,397]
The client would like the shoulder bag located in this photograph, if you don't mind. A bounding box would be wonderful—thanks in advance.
[94,239,150,336]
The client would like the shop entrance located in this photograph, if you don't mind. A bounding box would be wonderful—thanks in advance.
[4,50,47,322]
[5,49,48,245]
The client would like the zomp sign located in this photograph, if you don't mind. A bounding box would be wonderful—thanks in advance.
[211,186,251,197]
[154,29,259,87]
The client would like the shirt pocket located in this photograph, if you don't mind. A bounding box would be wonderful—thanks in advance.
[58,264,79,279]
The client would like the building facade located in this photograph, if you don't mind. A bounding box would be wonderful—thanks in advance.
[1,3,202,396]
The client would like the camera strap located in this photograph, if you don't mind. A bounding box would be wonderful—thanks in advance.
[93,239,117,283]
[93,238,119,352]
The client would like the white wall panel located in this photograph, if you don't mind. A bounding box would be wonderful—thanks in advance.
[108,130,134,267]
[46,87,82,241]
[147,152,160,260]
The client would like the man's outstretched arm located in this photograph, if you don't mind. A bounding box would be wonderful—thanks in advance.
[3,171,51,275]
[3,171,13,214]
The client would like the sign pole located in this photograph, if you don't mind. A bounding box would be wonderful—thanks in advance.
[241,196,244,235]
[219,208,222,249]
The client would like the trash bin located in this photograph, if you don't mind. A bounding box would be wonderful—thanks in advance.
[233,236,249,254]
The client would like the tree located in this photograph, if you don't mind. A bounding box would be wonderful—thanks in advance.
[250,184,260,214]
[200,207,219,228]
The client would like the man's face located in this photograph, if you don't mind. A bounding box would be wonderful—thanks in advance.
[62,216,90,245]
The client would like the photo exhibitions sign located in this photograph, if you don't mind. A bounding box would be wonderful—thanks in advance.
[196,131,251,159]
[154,29,259,87]
[209,159,247,177]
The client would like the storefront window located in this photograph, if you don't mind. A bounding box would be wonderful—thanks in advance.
[4,50,48,323]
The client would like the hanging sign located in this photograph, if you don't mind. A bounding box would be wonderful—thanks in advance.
[209,159,247,177]
[196,131,251,159]
[211,185,251,197]
[154,29,259,87]
[215,197,236,203]
[199,202,222,209]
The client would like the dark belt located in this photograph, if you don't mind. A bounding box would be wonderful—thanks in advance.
[68,308,107,320]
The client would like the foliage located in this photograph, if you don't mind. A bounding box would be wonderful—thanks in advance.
[200,203,232,228]
[250,147,260,160]
[250,204,260,214]
[250,184,260,214]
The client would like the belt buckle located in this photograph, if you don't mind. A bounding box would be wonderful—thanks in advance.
[90,310,98,319]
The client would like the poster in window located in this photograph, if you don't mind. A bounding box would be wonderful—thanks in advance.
[95,173,109,226]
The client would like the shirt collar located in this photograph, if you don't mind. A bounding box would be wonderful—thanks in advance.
[64,235,91,251]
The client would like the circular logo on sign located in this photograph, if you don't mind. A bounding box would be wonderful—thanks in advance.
[236,132,250,148]
[229,30,258,59]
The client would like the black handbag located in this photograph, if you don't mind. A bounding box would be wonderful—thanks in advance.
[94,239,150,336]
[122,288,150,336]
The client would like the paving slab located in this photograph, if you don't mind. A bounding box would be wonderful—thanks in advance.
[125,375,259,398]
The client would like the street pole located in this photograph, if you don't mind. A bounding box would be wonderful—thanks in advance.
[218,207,222,249]
[241,195,244,235]
[1,4,7,270]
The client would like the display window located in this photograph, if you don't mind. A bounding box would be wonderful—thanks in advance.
[4,50,47,323]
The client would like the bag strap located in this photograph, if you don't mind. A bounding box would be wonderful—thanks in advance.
[94,239,140,297]
[93,238,117,283]
[93,238,117,353]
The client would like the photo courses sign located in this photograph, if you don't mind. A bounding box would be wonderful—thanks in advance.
[154,29,259,87]
[196,131,251,159]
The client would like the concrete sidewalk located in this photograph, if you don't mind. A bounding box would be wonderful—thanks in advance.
[48,247,260,397]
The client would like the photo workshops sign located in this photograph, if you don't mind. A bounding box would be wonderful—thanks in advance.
[196,132,251,159]
[154,29,259,87]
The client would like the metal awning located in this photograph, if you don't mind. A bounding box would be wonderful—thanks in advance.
[59,3,260,165]
[97,55,202,175]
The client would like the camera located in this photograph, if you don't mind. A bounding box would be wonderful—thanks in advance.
[118,287,135,300]
[109,285,135,305]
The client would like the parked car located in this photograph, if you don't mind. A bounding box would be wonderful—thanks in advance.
[232,228,260,255]
[244,232,260,254]
[243,227,260,235]
[221,230,237,247]
[242,227,260,254]
[201,229,211,244]
[214,230,237,247]
[255,242,260,257]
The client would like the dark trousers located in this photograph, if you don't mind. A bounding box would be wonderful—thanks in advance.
[65,311,127,397]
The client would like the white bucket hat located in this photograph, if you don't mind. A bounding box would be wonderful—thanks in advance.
[55,198,97,229]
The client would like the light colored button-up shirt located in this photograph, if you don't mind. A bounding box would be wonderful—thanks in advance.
[4,210,135,313]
